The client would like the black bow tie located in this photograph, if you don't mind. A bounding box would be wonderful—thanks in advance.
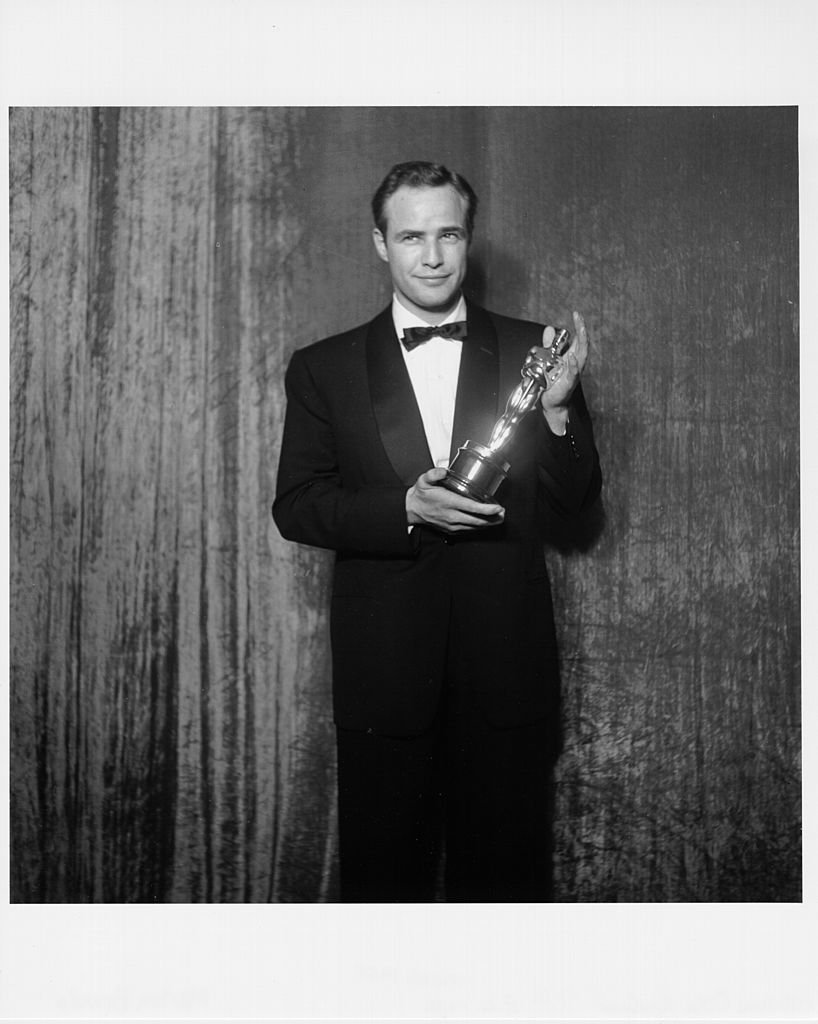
[401,321,468,351]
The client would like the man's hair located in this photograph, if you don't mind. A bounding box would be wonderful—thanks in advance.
[371,161,478,239]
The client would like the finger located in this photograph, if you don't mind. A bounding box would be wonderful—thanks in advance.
[445,489,505,515]
[572,310,589,369]
[542,325,556,347]
[448,509,505,530]
[426,480,504,516]
[546,360,565,386]
[572,310,588,348]
[456,498,504,516]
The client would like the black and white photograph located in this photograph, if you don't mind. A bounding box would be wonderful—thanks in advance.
[9,105,801,906]
[2,3,816,1022]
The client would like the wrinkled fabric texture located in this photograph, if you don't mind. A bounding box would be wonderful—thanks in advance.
[10,106,800,902]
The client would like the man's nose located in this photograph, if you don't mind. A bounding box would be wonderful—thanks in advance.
[421,239,443,267]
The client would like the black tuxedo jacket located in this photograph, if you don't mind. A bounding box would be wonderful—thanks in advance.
[273,300,601,736]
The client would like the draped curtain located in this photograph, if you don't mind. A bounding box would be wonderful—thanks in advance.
[10,106,800,902]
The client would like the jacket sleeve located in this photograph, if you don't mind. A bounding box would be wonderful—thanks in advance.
[535,381,602,519]
[272,347,419,556]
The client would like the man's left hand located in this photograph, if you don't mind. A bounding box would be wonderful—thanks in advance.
[537,310,589,434]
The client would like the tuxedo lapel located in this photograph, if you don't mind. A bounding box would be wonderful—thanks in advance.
[449,302,500,461]
[367,307,433,485]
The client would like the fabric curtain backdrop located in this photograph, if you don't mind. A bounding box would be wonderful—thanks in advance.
[10,107,800,902]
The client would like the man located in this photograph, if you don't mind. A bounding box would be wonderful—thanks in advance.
[273,161,601,902]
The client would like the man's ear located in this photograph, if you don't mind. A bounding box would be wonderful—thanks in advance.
[372,228,389,263]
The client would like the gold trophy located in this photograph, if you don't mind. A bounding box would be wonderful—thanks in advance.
[442,327,571,503]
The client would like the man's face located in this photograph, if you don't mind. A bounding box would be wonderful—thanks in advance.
[372,184,470,321]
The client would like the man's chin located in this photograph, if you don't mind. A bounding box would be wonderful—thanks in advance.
[410,288,461,315]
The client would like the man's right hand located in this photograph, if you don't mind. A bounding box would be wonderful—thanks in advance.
[405,467,505,533]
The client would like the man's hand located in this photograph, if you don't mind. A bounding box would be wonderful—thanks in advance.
[538,311,590,434]
[406,467,505,533]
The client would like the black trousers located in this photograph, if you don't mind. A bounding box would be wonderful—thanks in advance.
[336,709,555,902]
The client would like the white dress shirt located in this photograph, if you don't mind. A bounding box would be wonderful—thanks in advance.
[392,293,467,469]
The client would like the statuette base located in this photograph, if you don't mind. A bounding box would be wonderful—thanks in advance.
[442,442,511,504]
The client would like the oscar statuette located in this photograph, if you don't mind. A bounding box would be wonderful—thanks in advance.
[441,327,571,503]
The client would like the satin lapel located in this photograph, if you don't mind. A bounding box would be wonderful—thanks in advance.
[449,302,501,461]
[367,307,433,485]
